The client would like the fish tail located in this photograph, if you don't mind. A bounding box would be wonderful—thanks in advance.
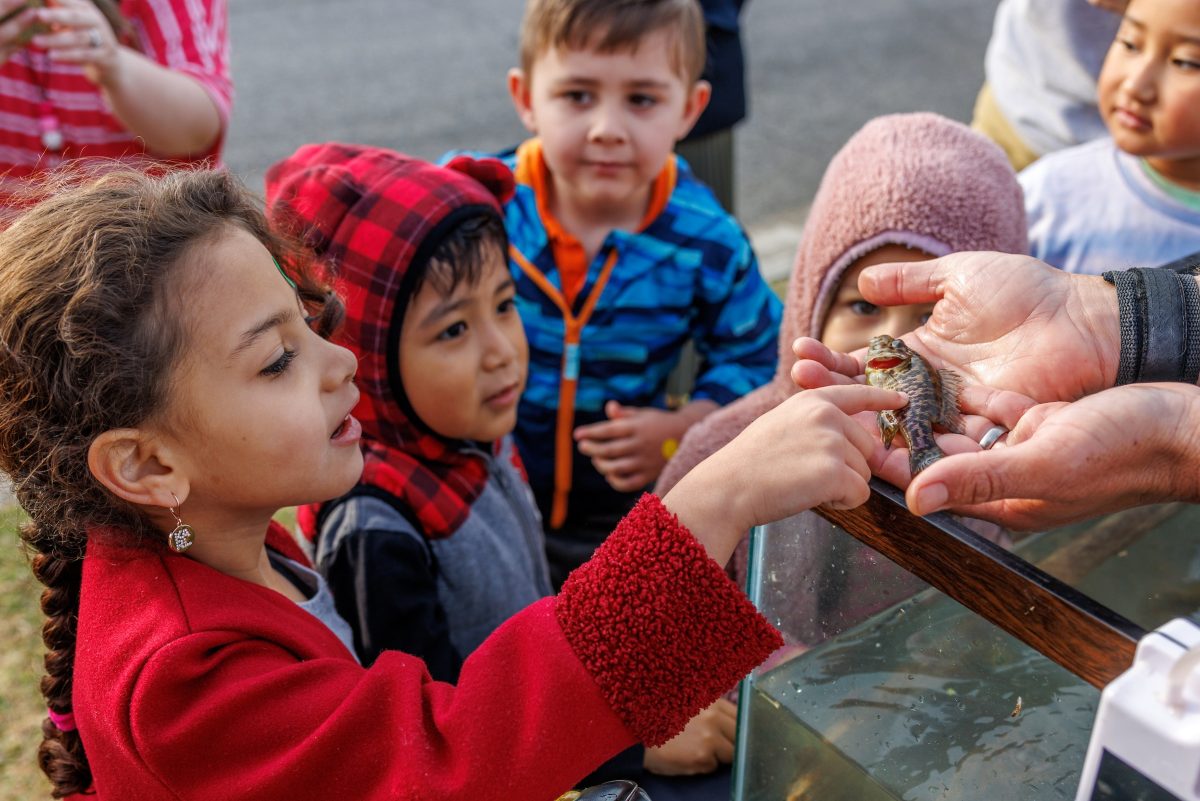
[909,446,943,476]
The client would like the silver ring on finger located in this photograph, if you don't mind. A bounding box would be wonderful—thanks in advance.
[978,425,1008,451]
[87,28,101,49]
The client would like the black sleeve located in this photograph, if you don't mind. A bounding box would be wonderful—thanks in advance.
[1161,250,1200,274]
[322,527,462,682]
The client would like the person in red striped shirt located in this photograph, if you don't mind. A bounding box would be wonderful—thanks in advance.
[0,0,229,200]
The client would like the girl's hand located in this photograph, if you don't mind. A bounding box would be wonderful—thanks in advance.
[662,384,907,566]
[643,698,736,776]
[575,400,714,492]
[31,0,121,86]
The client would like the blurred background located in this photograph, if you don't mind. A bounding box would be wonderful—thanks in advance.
[226,0,997,279]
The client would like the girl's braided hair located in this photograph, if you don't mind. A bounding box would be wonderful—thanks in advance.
[0,166,340,796]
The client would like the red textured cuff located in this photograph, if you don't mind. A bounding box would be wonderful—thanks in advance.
[555,494,783,746]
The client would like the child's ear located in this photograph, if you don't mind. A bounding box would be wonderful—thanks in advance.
[508,67,538,133]
[677,79,713,141]
[87,428,188,511]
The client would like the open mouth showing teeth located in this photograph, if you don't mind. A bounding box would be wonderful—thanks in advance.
[331,416,350,439]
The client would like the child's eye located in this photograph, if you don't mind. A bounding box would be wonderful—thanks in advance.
[1115,36,1138,53]
[849,300,879,317]
[261,349,296,377]
[437,321,467,341]
[498,297,516,314]
[629,94,658,108]
[1173,57,1200,71]
[564,90,592,105]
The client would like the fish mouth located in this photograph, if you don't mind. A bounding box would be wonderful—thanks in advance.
[867,357,905,370]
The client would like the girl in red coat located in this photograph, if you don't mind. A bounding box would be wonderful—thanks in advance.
[0,166,904,800]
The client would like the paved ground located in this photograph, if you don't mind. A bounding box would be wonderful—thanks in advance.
[223,0,997,280]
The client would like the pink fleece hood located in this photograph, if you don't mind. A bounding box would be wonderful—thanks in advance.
[780,111,1028,381]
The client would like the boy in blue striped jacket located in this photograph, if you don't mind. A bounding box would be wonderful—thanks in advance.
[453,0,781,592]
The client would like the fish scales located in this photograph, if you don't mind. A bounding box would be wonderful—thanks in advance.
[864,335,965,475]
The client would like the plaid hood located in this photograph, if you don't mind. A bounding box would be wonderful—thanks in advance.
[264,142,516,540]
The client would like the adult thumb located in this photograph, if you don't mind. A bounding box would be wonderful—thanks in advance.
[905,446,1037,516]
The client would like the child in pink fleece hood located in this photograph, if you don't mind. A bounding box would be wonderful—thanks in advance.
[656,112,1027,638]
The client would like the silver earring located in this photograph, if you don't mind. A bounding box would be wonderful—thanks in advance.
[167,494,194,554]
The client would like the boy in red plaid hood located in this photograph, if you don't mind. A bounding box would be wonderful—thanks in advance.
[265,143,553,680]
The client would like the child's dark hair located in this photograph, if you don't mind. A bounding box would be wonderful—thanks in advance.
[518,0,706,82]
[417,212,508,298]
[0,166,340,797]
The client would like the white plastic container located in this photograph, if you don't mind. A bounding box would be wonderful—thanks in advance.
[1075,617,1200,801]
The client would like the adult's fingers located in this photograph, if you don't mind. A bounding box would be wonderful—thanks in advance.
[905,444,1043,516]
[958,385,1038,429]
[858,257,950,307]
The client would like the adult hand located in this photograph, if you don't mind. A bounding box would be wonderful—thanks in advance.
[643,698,736,776]
[906,383,1200,530]
[794,252,1121,404]
[32,0,120,87]
[575,400,715,492]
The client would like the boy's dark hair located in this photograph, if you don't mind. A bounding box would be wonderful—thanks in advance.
[0,166,339,797]
[417,213,508,299]
[518,0,706,82]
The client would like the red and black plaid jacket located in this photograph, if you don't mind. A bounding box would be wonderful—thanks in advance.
[264,142,516,541]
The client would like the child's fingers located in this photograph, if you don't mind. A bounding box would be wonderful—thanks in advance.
[820,464,873,510]
[604,399,632,419]
[841,413,880,464]
[573,417,630,442]
[578,435,635,460]
[590,453,640,477]
[606,472,650,492]
[807,383,907,415]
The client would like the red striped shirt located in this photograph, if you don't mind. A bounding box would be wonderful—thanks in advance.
[0,0,231,197]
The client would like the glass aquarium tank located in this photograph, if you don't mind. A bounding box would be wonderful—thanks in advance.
[732,486,1200,801]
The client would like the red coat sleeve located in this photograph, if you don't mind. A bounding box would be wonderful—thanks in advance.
[123,495,780,799]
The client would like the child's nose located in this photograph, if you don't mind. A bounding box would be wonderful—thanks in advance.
[482,325,518,370]
[323,339,358,389]
[1122,56,1159,103]
[587,101,626,144]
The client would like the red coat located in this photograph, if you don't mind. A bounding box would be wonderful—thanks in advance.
[73,495,781,799]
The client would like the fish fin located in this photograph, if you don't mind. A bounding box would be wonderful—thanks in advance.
[909,445,943,476]
[936,368,966,434]
[878,410,900,449]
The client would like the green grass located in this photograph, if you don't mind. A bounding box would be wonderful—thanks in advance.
[0,504,50,800]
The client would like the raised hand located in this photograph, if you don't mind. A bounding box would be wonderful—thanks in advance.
[575,400,715,492]
[661,384,908,566]
[794,252,1122,404]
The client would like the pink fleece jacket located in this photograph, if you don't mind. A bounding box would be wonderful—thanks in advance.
[655,112,1026,620]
